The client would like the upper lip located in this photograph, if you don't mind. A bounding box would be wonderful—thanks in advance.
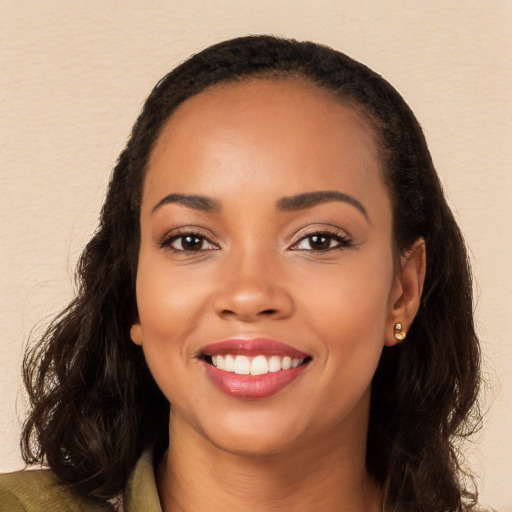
[200,337,311,359]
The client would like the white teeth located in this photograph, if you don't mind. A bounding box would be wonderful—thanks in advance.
[209,354,305,375]
[234,355,251,375]
[224,354,235,372]
[281,356,292,370]
[250,355,268,375]
[268,355,281,372]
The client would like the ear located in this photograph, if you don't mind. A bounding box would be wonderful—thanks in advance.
[385,239,426,346]
[130,322,143,346]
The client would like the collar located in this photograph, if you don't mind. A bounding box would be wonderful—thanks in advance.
[122,450,162,512]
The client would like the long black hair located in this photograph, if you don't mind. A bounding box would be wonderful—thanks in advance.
[22,35,481,511]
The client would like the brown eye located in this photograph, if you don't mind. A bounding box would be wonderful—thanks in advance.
[308,234,331,250]
[292,231,351,252]
[176,235,204,251]
[165,234,217,252]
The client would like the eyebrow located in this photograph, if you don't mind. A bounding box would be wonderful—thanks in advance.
[276,191,369,220]
[152,193,221,213]
[152,190,368,220]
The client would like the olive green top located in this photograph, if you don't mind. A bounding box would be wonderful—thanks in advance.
[1,453,498,511]
[0,450,162,511]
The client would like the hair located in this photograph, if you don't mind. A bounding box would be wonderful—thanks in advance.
[21,35,481,511]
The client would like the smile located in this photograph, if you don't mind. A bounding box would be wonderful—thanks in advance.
[199,338,312,399]
[211,354,305,375]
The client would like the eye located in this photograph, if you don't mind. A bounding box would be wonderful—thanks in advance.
[291,231,352,252]
[160,232,218,253]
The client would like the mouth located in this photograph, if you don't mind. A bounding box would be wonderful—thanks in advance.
[201,353,312,375]
[199,338,312,399]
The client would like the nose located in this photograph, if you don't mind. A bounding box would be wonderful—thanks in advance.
[213,251,294,322]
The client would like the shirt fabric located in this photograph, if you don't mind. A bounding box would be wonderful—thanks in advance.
[0,450,162,512]
[0,453,497,511]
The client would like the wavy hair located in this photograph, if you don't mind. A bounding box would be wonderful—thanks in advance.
[22,35,481,510]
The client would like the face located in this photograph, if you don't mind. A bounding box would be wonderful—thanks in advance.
[132,78,410,457]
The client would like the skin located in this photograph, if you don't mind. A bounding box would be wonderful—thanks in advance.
[131,78,426,512]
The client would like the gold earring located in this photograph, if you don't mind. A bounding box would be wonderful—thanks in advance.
[130,324,143,346]
[393,322,407,342]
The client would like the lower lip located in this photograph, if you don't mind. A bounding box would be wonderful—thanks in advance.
[202,361,309,399]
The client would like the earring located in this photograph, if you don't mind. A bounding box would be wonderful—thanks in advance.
[393,322,407,342]
[130,324,143,346]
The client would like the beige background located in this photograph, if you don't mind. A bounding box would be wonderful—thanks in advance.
[1,1,510,510]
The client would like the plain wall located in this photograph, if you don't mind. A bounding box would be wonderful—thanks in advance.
[1,1,510,509]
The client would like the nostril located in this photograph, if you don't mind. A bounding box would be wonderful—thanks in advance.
[261,309,278,315]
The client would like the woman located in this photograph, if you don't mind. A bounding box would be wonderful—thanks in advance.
[0,35,483,511]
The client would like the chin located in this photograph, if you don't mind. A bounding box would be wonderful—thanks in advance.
[207,428,301,458]
[185,406,312,458]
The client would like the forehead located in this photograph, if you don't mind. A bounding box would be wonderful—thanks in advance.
[143,77,386,211]
[152,76,379,156]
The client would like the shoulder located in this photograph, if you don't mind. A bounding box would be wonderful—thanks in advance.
[0,468,112,512]
[466,505,498,512]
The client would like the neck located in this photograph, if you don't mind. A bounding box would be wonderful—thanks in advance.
[157,412,382,512]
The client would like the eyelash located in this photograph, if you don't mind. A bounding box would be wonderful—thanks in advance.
[159,229,353,255]
[290,229,353,253]
[159,230,219,254]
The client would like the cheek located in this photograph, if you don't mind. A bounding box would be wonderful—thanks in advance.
[135,267,201,404]
[299,254,393,335]
[298,250,394,386]
[135,250,209,340]
[133,258,200,393]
